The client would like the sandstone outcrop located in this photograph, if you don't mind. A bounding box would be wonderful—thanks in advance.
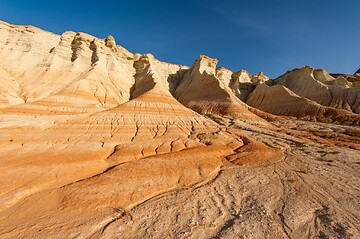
[273,66,360,113]
[228,70,253,101]
[247,84,360,125]
[216,68,271,102]
[0,20,135,114]
[175,55,266,124]
[132,53,188,97]
[0,21,267,235]
[0,20,359,239]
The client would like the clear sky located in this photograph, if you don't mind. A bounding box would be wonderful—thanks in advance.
[0,0,359,78]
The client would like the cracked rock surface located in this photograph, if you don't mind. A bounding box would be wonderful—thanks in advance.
[0,20,359,239]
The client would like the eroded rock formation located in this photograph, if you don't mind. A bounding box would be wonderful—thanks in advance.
[175,55,265,124]
[247,84,360,125]
[0,20,359,239]
[273,66,360,113]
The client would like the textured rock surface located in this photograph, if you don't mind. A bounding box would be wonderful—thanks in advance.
[0,20,134,114]
[273,66,360,114]
[175,55,266,124]
[217,68,271,102]
[0,20,359,239]
[247,84,360,125]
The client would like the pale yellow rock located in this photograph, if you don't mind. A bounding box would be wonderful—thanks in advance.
[313,68,335,83]
[0,21,135,114]
[133,53,188,97]
[251,71,270,85]
[175,55,266,124]
[0,20,359,239]
[216,66,233,86]
[274,66,360,113]
[247,83,360,125]
[229,70,253,101]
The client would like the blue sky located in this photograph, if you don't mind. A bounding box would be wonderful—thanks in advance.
[0,0,359,78]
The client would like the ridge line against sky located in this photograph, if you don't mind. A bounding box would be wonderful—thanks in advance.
[0,0,359,78]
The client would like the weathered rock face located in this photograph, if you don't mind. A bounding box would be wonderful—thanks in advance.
[0,21,258,235]
[274,66,333,106]
[0,20,268,233]
[228,70,253,101]
[0,20,135,114]
[247,84,360,125]
[245,66,360,124]
[175,55,266,124]
[313,69,336,83]
[216,69,271,102]
[252,71,270,85]
[331,72,360,88]
[132,53,188,97]
[216,66,233,87]
[274,66,360,113]
[0,20,360,239]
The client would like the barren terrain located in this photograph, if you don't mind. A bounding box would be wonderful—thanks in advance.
[0,20,359,238]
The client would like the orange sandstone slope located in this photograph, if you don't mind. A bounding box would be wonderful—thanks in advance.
[0,20,359,239]
[0,22,278,237]
[175,55,267,125]
[0,45,237,211]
